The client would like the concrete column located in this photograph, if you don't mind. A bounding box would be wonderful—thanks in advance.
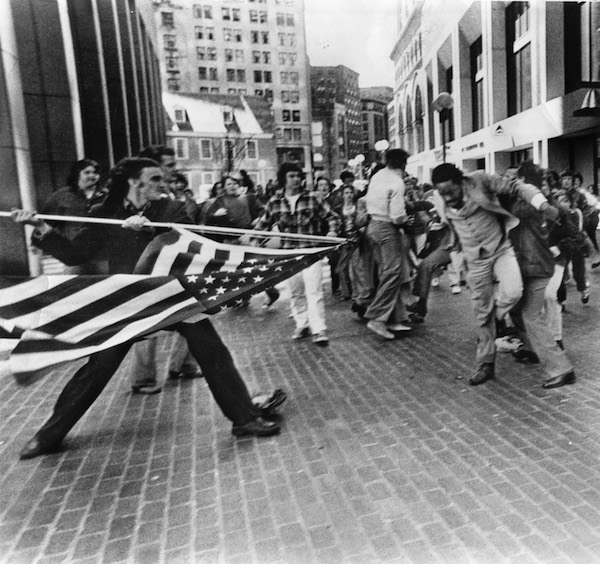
[0,0,40,275]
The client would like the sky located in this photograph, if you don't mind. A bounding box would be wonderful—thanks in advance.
[304,0,397,88]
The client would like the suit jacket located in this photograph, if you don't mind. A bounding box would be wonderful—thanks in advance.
[432,170,548,252]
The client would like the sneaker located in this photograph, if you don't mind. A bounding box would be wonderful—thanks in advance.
[291,326,310,340]
[131,384,162,395]
[495,335,523,353]
[431,277,440,287]
[311,331,329,346]
[386,323,412,332]
[581,290,590,304]
[451,285,462,295]
[366,320,395,340]
[232,417,280,437]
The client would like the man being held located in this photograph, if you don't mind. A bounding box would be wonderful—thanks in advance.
[431,163,557,385]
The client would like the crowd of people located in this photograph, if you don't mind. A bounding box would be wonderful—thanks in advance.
[10,143,600,459]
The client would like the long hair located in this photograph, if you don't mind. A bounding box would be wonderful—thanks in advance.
[66,159,101,191]
[102,157,160,213]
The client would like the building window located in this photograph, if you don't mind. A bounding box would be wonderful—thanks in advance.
[207,47,217,60]
[282,90,290,103]
[200,86,209,92]
[199,66,207,80]
[261,31,269,44]
[288,34,296,47]
[250,10,258,23]
[174,138,188,159]
[164,34,176,49]
[263,51,271,63]
[237,69,246,82]
[234,29,242,42]
[252,50,261,63]
[193,5,212,18]
[289,53,297,66]
[232,9,240,21]
[251,30,259,44]
[174,108,186,122]
[209,68,218,80]
[227,69,236,82]
[280,71,288,84]
[286,14,295,26]
[290,90,299,103]
[225,49,234,62]
[200,139,212,159]
[263,71,272,83]
[282,109,291,121]
[260,11,268,23]
[255,88,264,96]
[265,89,273,101]
[278,33,286,46]
[279,53,287,65]
[507,2,532,115]
[235,49,244,62]
[195,26,203,39]
[292,110,300,122]
[247,140,258,159]
[224,28,232,41]
[211,87,219,93]
[222,7,231,20]
[292,128,302,141]
[276,12,285,25]
[289,71,298,84]
[470,36,485,131]
[254,70,262,82]
[161,12,174,27]
[167,77,180,91]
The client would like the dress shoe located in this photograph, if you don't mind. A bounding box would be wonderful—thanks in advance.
[291,326,310,340]
[252,389,287,417]
[311,331,329,346]
[262,289,280,309]
[19,437,60,460]
[542,371,576,389]
[511,348,540,364]
[387,323,412,332]
[232,417,280,437]
[469,363,495,386]
[366,320,395,340]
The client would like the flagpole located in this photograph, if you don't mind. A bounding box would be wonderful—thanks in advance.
[0,211,347,244]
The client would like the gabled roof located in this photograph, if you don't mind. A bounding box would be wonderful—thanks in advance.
[163,92,274,135]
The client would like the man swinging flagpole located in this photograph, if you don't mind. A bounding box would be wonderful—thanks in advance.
[2,157,339,459]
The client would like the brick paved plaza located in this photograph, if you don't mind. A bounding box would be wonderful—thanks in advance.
[1,270,600,564]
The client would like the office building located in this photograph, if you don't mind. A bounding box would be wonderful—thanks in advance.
[389,0,600,187]
[0,0,164,274]
[310,65,362,179]
[360,86,393,166]
[153,0,312,175]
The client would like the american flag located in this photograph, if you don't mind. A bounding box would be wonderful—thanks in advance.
[0,229,336,378]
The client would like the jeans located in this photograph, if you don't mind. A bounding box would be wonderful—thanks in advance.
[364,221,409,323]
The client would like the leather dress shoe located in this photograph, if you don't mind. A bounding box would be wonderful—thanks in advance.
[19,437,60,460]
[252,389,287,417]
[543,371,576,389]
[232,417,280,437]
[512,348,540,364]
[469,363,495,386]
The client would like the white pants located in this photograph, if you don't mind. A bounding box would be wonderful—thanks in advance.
[286,260,326,334]
[543,264,565,342]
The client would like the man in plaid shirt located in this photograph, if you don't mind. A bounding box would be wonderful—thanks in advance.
[252,163,341,345]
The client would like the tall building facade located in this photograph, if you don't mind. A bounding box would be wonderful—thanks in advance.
[390,0,600,187]
[0,0,164,275]
[310,65,362,179]
[360,86,393,167]
[153,0,312,175]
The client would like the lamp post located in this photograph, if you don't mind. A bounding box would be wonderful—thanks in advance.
[431,92,454,163]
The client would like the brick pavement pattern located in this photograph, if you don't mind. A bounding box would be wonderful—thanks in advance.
[1,270,600,563]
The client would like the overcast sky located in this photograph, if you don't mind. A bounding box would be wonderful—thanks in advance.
[304,0,397,88]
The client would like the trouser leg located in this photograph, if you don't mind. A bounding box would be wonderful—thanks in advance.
[571,252,587,292]
[411,246,452,315]
[543,264,565,342]
[286,270,309,330]
[178,320,258,425]
[35,342,133,445]
[467,246,522,366]
[521,277,573,379]
[364,222,404,323]
[168,332,200,374]
[302,260,326,334]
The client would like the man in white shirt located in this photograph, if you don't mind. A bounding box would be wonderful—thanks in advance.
[363,149,413,340]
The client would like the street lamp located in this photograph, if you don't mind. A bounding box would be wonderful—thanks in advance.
[431,92,454,163]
